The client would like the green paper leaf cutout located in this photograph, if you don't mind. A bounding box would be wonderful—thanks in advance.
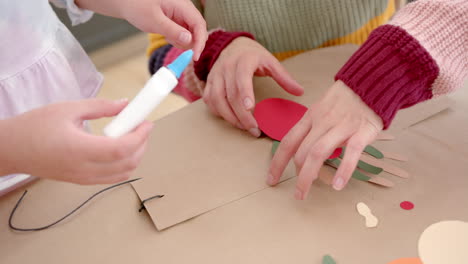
[351,168,372,181]
[357,160,383,175]
[271,140,280,155]
[322,254,336,264]
[326,159,371,182]
[364,145,384,159]
[339,148,383,175]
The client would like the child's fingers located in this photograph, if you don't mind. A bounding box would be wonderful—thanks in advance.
[152,8,193,49]
[95,139,150,184]
[183,11,207,61]
[171,0,207,60]
[107,120,153,161]
[76,137,150,185]
[80,121,153,163]
[76,98,129,120]
[191,23,208,61]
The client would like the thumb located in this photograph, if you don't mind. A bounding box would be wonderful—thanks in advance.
[267,60,304,96]
[153,10,193,49]
[77,98,129,120]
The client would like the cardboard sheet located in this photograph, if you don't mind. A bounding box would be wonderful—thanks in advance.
[1,130,467,264]
[1,45,465,264]
[131,45,453,230]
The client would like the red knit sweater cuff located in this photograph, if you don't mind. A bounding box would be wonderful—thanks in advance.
[194,30,255,81]
[335,25,439,129]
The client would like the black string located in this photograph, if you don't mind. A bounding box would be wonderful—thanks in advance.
[9,178,142,232]
[139,194,164,212]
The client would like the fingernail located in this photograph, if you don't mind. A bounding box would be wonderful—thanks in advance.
[243,97,253,109]
[333,177,345,191]
[178,31,191,44]
[295,189,304,200]
[267,173,276,186]
[249,127,261,137]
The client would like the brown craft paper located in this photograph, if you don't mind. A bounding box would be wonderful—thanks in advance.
[131,45,451,230]
[410,86,468,158]
[1,45,466,264]
[376,132,396,141]
[1,130,467,264]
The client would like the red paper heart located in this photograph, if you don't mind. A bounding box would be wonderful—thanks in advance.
[254,98,342,160]
[254,98,307,141]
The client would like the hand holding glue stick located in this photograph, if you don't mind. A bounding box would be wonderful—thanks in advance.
[104,50,194,138]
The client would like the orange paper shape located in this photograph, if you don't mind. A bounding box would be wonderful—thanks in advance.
[387,258,423,264]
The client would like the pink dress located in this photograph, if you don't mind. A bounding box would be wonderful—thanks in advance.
[0,0,103,195]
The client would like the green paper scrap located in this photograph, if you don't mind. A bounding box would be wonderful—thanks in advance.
[351,168,372,181]
[357,160,383,175]
[364,145,384,159]
[271,140,280,155]
[322,254,336,264]
[326,159,371,182]
[339,148,383,175]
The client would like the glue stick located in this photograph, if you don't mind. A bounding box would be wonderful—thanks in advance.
[103,50,193,138]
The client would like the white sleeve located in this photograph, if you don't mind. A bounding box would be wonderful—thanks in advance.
[49,0,93,26]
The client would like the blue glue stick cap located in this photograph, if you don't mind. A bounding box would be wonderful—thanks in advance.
[167,49,194,79]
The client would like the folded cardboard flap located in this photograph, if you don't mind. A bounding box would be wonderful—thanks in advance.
[132,102,297,230]
[132,45,452,231]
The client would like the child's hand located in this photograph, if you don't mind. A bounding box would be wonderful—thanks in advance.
[1,99,153,185]
[123,0,207,60]
[203,37,304,137]
[77,0,207,60]
[267,81,383,199]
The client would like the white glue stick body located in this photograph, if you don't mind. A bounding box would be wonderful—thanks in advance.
[104,50,193,138]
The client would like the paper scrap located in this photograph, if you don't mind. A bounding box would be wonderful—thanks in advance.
[329,148,342,159]
[271,140,280,155]
[387,258,423,264]
[322,254,336,264]
[357,160,383,174]
[327,159,393,187]
[418,221,468,264]
[359,155,410,179]
[356,202,378,228]
[327,159,369,182]
[400,201,414,210]
[328,159,367,180]
[339,149,383,174]
[364,145,384,159]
